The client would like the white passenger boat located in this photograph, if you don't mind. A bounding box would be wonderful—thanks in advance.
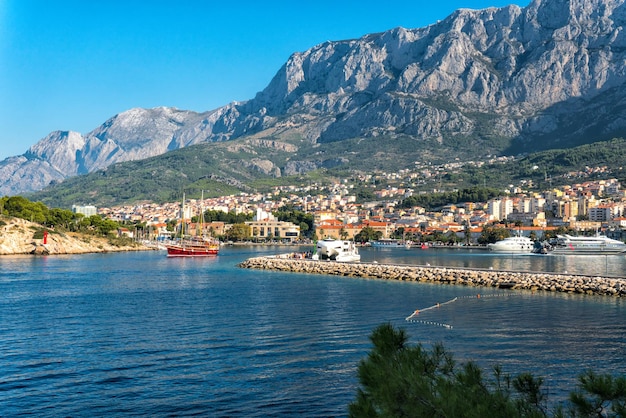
[371,239,404,248]
[312,238,360,262]
[546,234,626,255]
[487,236,535,253]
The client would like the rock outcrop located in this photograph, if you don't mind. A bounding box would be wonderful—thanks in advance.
[0,216,149,255]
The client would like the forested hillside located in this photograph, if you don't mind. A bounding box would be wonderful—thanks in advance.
[26,138,626,209]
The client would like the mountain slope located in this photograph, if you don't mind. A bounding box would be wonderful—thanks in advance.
[5,0,626,196]
[28,136,626,209]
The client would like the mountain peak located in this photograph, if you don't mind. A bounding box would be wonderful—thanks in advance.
[4,0,626,196]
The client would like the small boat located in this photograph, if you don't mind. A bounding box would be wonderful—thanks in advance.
[312,238,360,262]
[541,234,626,255]
[487,236,534,253]
[371,239,404,248]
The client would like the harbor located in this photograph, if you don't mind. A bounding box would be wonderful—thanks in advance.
[3,247,626,415]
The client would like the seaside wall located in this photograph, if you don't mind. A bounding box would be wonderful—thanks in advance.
[238,257,626,297]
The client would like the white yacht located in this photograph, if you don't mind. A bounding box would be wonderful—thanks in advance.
[487,236,535,253]
[547,234,626,254]
[312,238,361,262]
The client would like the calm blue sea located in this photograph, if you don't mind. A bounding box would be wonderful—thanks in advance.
[1,246,625,416]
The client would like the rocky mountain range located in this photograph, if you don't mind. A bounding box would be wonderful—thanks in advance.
[4,0,626,196]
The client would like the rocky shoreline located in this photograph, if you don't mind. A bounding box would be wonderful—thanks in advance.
[238,256,626,297]
[0,217,151,255]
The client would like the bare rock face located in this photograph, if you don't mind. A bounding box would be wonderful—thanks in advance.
[82,107,214,171]
[4,0,626,195]
[27,130,86,174]
[0,217,147,255]
[0,155,66,196]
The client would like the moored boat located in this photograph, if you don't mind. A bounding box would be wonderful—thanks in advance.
[487,236,535,253]
[371,239,405,248]
[165,191,220,257]
[541,234,626,255]
[165,237,219,257]
[312,238,360,262]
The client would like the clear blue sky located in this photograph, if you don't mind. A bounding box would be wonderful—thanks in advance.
[0,0,530,160]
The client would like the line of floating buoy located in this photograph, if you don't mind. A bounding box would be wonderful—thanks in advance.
[456,292,521,300]
[405,292,522,326]
[406,319,453,329]
[405,297,458,321]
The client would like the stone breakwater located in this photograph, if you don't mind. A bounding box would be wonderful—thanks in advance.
[238,257,626,297]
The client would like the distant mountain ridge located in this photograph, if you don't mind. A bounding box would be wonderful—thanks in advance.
[4,0,626,196]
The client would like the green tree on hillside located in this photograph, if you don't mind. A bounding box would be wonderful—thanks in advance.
[478,224,511,244]
[0,196,124,238]
[355,227,382,243]
[1,196,84,230]
[46,207,78,230]
[400,187,503,210]
[273,205,315,238]
[80,215,119,236]
[391,227,405,240]
[224,223,250,242]
[463,221,472,245]
[355,188,376,202]
[201,209,253,224]
[1,196,48,224]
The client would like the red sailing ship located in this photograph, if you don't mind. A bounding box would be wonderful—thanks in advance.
[165,236,219,257]
[165,192,220,257]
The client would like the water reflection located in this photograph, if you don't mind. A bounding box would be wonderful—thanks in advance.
[361,247,626,277]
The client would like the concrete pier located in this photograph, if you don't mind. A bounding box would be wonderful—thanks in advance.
[238,256,626,297]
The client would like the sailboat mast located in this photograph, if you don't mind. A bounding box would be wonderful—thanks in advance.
[200,190,204,237]
[181,192,186,239]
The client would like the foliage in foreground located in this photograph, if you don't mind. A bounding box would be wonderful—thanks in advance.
[350,323,626,418]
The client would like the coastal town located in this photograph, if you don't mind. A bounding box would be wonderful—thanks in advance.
[93,164,626,245]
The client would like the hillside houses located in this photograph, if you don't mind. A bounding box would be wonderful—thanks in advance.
[97,177,626,243]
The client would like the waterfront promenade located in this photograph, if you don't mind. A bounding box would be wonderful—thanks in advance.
[238,256,626,297]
